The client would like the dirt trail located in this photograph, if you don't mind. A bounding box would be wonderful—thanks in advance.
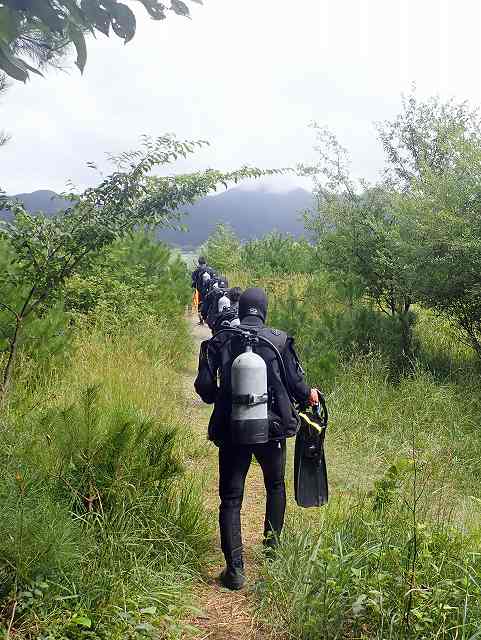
[182,315,273,640]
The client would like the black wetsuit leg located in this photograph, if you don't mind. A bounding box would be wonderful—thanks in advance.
[218,440,286,561]
[218,443,252,564]
[253,440,286,545]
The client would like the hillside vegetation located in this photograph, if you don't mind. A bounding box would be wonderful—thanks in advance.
[3,92,481,639]
[0,136,280,638]
[199,94,481,639]
[0,232,213,638]
[201,226,481,639]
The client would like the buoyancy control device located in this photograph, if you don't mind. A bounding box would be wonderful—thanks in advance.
[214,327,295,445]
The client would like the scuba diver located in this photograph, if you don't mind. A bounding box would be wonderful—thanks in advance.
[212,287,243,333]
[191,257,214,325]
[228,287,242,326]
[199,276,219,324]
[191,256,213,292]
[205,276,229,330]
[194,287,318,591]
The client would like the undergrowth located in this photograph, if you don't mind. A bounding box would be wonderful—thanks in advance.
[219,236,481,639]
[0,235,211,639]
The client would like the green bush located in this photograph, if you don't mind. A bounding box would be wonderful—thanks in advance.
[38,385,183,514]
[0,466,83,598]
[258,491,481,639]
[268,277,417,385]
[0,238,73,388]
[0,383,211,637]
[0,235,210,638]
[200,224,241,275]
[240,232,318,276]
[64,232,190,325]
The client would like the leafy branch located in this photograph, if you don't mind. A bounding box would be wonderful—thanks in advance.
[0,134,285,398]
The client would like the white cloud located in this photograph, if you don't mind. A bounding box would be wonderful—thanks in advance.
[2,0,481,194]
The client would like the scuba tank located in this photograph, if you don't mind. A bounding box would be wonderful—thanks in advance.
[208,327,296,445]
[231,332,269,445]
[218,293,231,313]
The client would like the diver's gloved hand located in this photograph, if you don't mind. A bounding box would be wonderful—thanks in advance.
[308,388,319,406]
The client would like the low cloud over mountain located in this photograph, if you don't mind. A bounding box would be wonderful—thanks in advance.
[2,187,314,248]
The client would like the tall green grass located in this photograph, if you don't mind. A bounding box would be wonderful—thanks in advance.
[212,233,481,638]
[258,494,481,639]
[0,236,211,639]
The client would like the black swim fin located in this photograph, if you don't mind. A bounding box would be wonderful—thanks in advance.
[294,399,328,508]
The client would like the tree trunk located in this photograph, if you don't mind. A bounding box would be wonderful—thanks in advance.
[0,316,21,402]
[398,305,413,362]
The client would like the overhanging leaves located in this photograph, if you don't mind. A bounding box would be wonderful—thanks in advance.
[109,2,135,42]
[68,23,87,72]
[0,0,202,80]
[80,0,110,35]
[170,0,189,17]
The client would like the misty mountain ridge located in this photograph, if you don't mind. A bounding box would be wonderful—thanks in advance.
[1,187,314,248]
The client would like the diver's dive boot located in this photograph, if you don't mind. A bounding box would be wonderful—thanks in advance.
[219,559,245,590]
[262,531,280,561]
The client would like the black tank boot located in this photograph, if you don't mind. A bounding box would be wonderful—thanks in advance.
[220,557,245,590]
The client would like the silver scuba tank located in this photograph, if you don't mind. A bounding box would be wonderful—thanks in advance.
[231,343,269,445]
[218,294,231,313]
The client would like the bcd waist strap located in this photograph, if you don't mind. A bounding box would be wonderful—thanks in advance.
[232,393,268,406]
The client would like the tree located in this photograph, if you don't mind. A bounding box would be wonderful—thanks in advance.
[304,125,417,358]
[376,94,481,359]
[199,223,241,274]
[240,232,317,276]
[0,135,282,398]
[0,0,202,82]
[376,91,481,190]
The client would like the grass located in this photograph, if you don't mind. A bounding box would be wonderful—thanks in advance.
[221,264,481,639]
[0,311,213,639]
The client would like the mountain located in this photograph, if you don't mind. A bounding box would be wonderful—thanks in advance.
[159,187,313,248]
[1,187,314,248]
[0,190,72,222]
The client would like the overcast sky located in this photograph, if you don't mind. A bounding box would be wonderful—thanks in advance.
[2,0,481,194]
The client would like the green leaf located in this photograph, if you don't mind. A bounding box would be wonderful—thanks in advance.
[0,42,34,81]
[110,2,136,42]
[170,0,189,16]
[62,0,89,26]
[27,0,64,32]
[135,622,154,633]
[81,0,110,35]
[137,0,165,20]
[0,7,19,41]
[68,24,87,72]
[140,606,157,615]
[0,44,27,82]
[71,614,92,628]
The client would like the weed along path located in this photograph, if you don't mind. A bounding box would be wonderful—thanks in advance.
[182,314,272,640]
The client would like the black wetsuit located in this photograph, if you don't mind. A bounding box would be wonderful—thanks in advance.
[194,312,310,564]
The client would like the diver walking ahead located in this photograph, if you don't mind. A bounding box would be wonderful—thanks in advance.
[194,287,318,590]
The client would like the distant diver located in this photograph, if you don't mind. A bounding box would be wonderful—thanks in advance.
[191,256,214,325]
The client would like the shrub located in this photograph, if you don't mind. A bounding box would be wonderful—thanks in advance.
[200,224,241,274]
[240,232,317,277]
[64,232,190,324]
[258,493,481,639]
[0,245,211,637]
